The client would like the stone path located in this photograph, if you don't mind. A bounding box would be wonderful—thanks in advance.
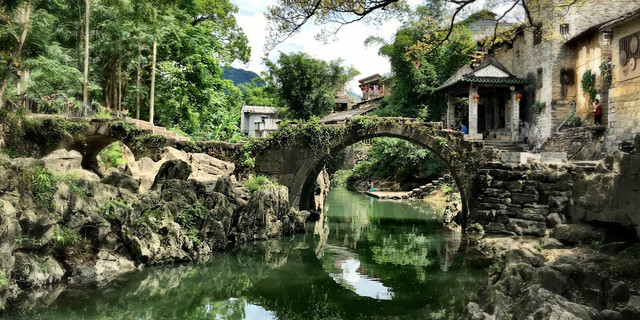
[125,118,190,141]
[364,191,409,199]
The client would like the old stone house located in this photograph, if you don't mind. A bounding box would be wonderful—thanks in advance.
[487,1,640,154]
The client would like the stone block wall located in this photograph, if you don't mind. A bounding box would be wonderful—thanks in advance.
[472,163,574,236]
[540,126,606,160]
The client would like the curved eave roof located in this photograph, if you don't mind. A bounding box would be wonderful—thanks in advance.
[434,76,527,92]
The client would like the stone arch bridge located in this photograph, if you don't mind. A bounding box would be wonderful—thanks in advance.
[252,118,498,222]
[10,115,589,236]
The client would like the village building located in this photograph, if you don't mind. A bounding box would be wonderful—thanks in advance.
[439,1,640,156]
[358,74,392,102]
[240,105,280,138]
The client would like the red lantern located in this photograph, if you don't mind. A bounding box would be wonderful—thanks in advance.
[516,93,523,101]
[473,93,480,101]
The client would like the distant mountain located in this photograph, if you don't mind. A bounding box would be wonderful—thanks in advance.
[347,90,361,100]
[223,67,260,86]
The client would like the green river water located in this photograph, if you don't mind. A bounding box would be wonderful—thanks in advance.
[4,190,488,319]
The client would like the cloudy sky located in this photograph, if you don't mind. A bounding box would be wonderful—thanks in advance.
[229,0,403,93]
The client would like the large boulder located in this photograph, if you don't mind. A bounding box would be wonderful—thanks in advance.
[68,251,137,285]
[512,285,599,320]
[42,149,82,172]
[551,224,605,245]
[150,160,192,191]
[101,171,140,193]
[42,149,100,181]
[13,253,64,288]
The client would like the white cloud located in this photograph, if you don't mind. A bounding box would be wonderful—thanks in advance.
[230,0,400,93]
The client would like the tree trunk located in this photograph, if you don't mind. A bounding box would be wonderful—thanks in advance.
[83,0,90,106]
[136,35,141,119]
[118,59,122,111]
[0,2,33,107]
[149,35,157,124]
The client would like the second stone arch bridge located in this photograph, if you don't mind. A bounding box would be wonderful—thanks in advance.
[252,117,498,222]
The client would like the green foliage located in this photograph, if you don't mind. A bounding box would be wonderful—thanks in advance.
[348,137,447,184]
[69,182,86,198]
[243,175,277,192]
[350,115,378,134]
[373,5,476,119]
[488,263,503,276]
[240,151,255,168]
[135,134,166,152]
[176,203,211,243]
[51,227,82,250]
[98,142,126,170]
[330,170,352,189]
[263,52,359,120]
[100,200,131,221]
[610,243,640,282]
[535,243,543,252]
[20,117,89,154]
[21,164,57,206]
[441,184,453,195]
[532,101,546,113]
[14,236,42,247]
[1,0,250,143]
[238,78,278,107]
[371,233,434,267]
[581,70,597,104]
[36,94,88,117]
[600,55,613,83]
[0,271,7,288]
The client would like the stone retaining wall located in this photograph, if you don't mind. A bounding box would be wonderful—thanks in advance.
[473,163,574,236]
[540,126,606,160]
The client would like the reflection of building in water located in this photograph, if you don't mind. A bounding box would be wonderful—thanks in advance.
[436,226,462,272]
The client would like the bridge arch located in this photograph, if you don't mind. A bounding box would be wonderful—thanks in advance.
[255,119,486,226]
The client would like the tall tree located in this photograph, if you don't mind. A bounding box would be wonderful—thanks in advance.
[82,0,89,105]
[0,0,32,106]
[263,52,358,120]
[370,4,475,119]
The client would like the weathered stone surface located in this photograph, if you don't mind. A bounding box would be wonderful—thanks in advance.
[547,212,563,228]
[533,266,568,294]
[101,171,140,193]
[516,212,547,222]
[540,237,564,249]
[150,160,192,190]
[13,253,64,288]
[461,302,493,320]
[551,224,605,244]
[506,219,546,236]
[600,309,623,320]
[511,193,539,204]
[609,282,631,304]
[512,285,600,320]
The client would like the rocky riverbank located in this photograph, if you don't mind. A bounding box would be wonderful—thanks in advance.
[463,235,640,320]
[0,147,309,310]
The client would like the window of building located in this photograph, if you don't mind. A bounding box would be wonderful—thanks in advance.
[560,23,569,35]
[537,68,543,88]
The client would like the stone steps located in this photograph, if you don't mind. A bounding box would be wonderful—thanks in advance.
[483,140,527,152]
[571,160,600,172]
[407,174,452,199]
[125,119,190,142]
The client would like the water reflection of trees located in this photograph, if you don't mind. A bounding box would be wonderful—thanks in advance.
[4,190,486,320]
